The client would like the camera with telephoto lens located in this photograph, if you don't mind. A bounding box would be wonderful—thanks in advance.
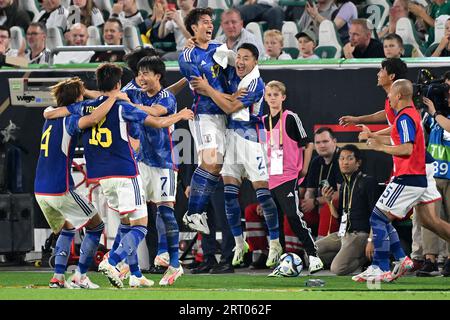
[413,69,449,117]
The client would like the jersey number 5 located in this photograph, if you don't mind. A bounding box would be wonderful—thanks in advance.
[89,118,112,147]
[40,125,52,157]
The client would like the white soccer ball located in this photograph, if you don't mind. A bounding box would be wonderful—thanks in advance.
[274,252,303,277]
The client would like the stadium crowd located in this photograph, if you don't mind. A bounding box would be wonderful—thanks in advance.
[1,0,450,63]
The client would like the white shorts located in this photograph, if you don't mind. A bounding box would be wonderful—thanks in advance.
[138,162,178,203]
[189,114,227,162]
[221,130,269,182]
[35,190,98,233]
[376,181,427,219]
[99,176,147,221]
[421,163,442,204]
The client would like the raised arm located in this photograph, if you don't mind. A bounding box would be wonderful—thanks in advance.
[190,75,244,114]
[167,78,188,96]
[339,110,387,126]
[43,106,71,119]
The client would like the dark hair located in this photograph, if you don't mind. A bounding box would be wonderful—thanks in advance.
[0,26,10,38]
[96,63,123,92]
[28,22,47,35]
[184,7,213,36]
[314,127,336,139]
[105,17,123,32]
[339,144,362,162]
[123,46,159,75]
[381,58,408,81]
[383,33,404,49]
[50,77,85,107]
[238,43,259,60]
[137,56,166,86]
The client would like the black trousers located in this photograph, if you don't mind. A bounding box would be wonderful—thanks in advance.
[271,179,318,256]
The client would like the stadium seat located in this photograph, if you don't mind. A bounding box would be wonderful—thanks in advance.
[9,27,25,51]
[136,0,153,16]
[282,21,298,49]
[46,27,66,51]
[87,26,103,46]
[245,22,265,49]
[395,17,424,57]
[94,0,113,15]
[433,15,449,46]
[360,0,390,34]
[314,20,342,58]
[283,47,299,58]
[18,0,40,21]
[123,25,143,51]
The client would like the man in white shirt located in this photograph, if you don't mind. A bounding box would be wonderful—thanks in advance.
[0,26,19,57]
[54,23,94,64]
[25,22,51,64]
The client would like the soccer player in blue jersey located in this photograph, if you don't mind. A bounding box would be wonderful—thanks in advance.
[124,56,183,285]
[178,7,229,234]
[70,63,193,288]
[35,78,120,289]
[190,43,285,268]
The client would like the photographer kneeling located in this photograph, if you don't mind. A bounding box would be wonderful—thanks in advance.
[420,71,450,276]
[316,144,379,275]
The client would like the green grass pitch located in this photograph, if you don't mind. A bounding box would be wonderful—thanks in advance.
[0,271,449,300]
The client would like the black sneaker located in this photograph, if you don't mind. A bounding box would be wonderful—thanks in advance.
[416,259,440,277]
[441,258,450,277]
[190,259,218,274]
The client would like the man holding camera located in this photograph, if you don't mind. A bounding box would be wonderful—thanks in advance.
[419,71,450,276]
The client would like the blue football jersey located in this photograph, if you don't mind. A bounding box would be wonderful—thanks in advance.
[125,88,178,169]
[425,114,450,179]
[179,43,227,115]
[78,96,149,180]
[34,115,81,194]
[225,67,265,142]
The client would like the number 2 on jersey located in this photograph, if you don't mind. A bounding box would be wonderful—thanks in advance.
[40,125,52,157]
[89,117,112,148]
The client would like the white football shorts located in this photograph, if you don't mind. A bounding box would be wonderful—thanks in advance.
[221,130,269,182]
[189,114,227,163]
[35,190,97,233]
[99,175,147,221]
